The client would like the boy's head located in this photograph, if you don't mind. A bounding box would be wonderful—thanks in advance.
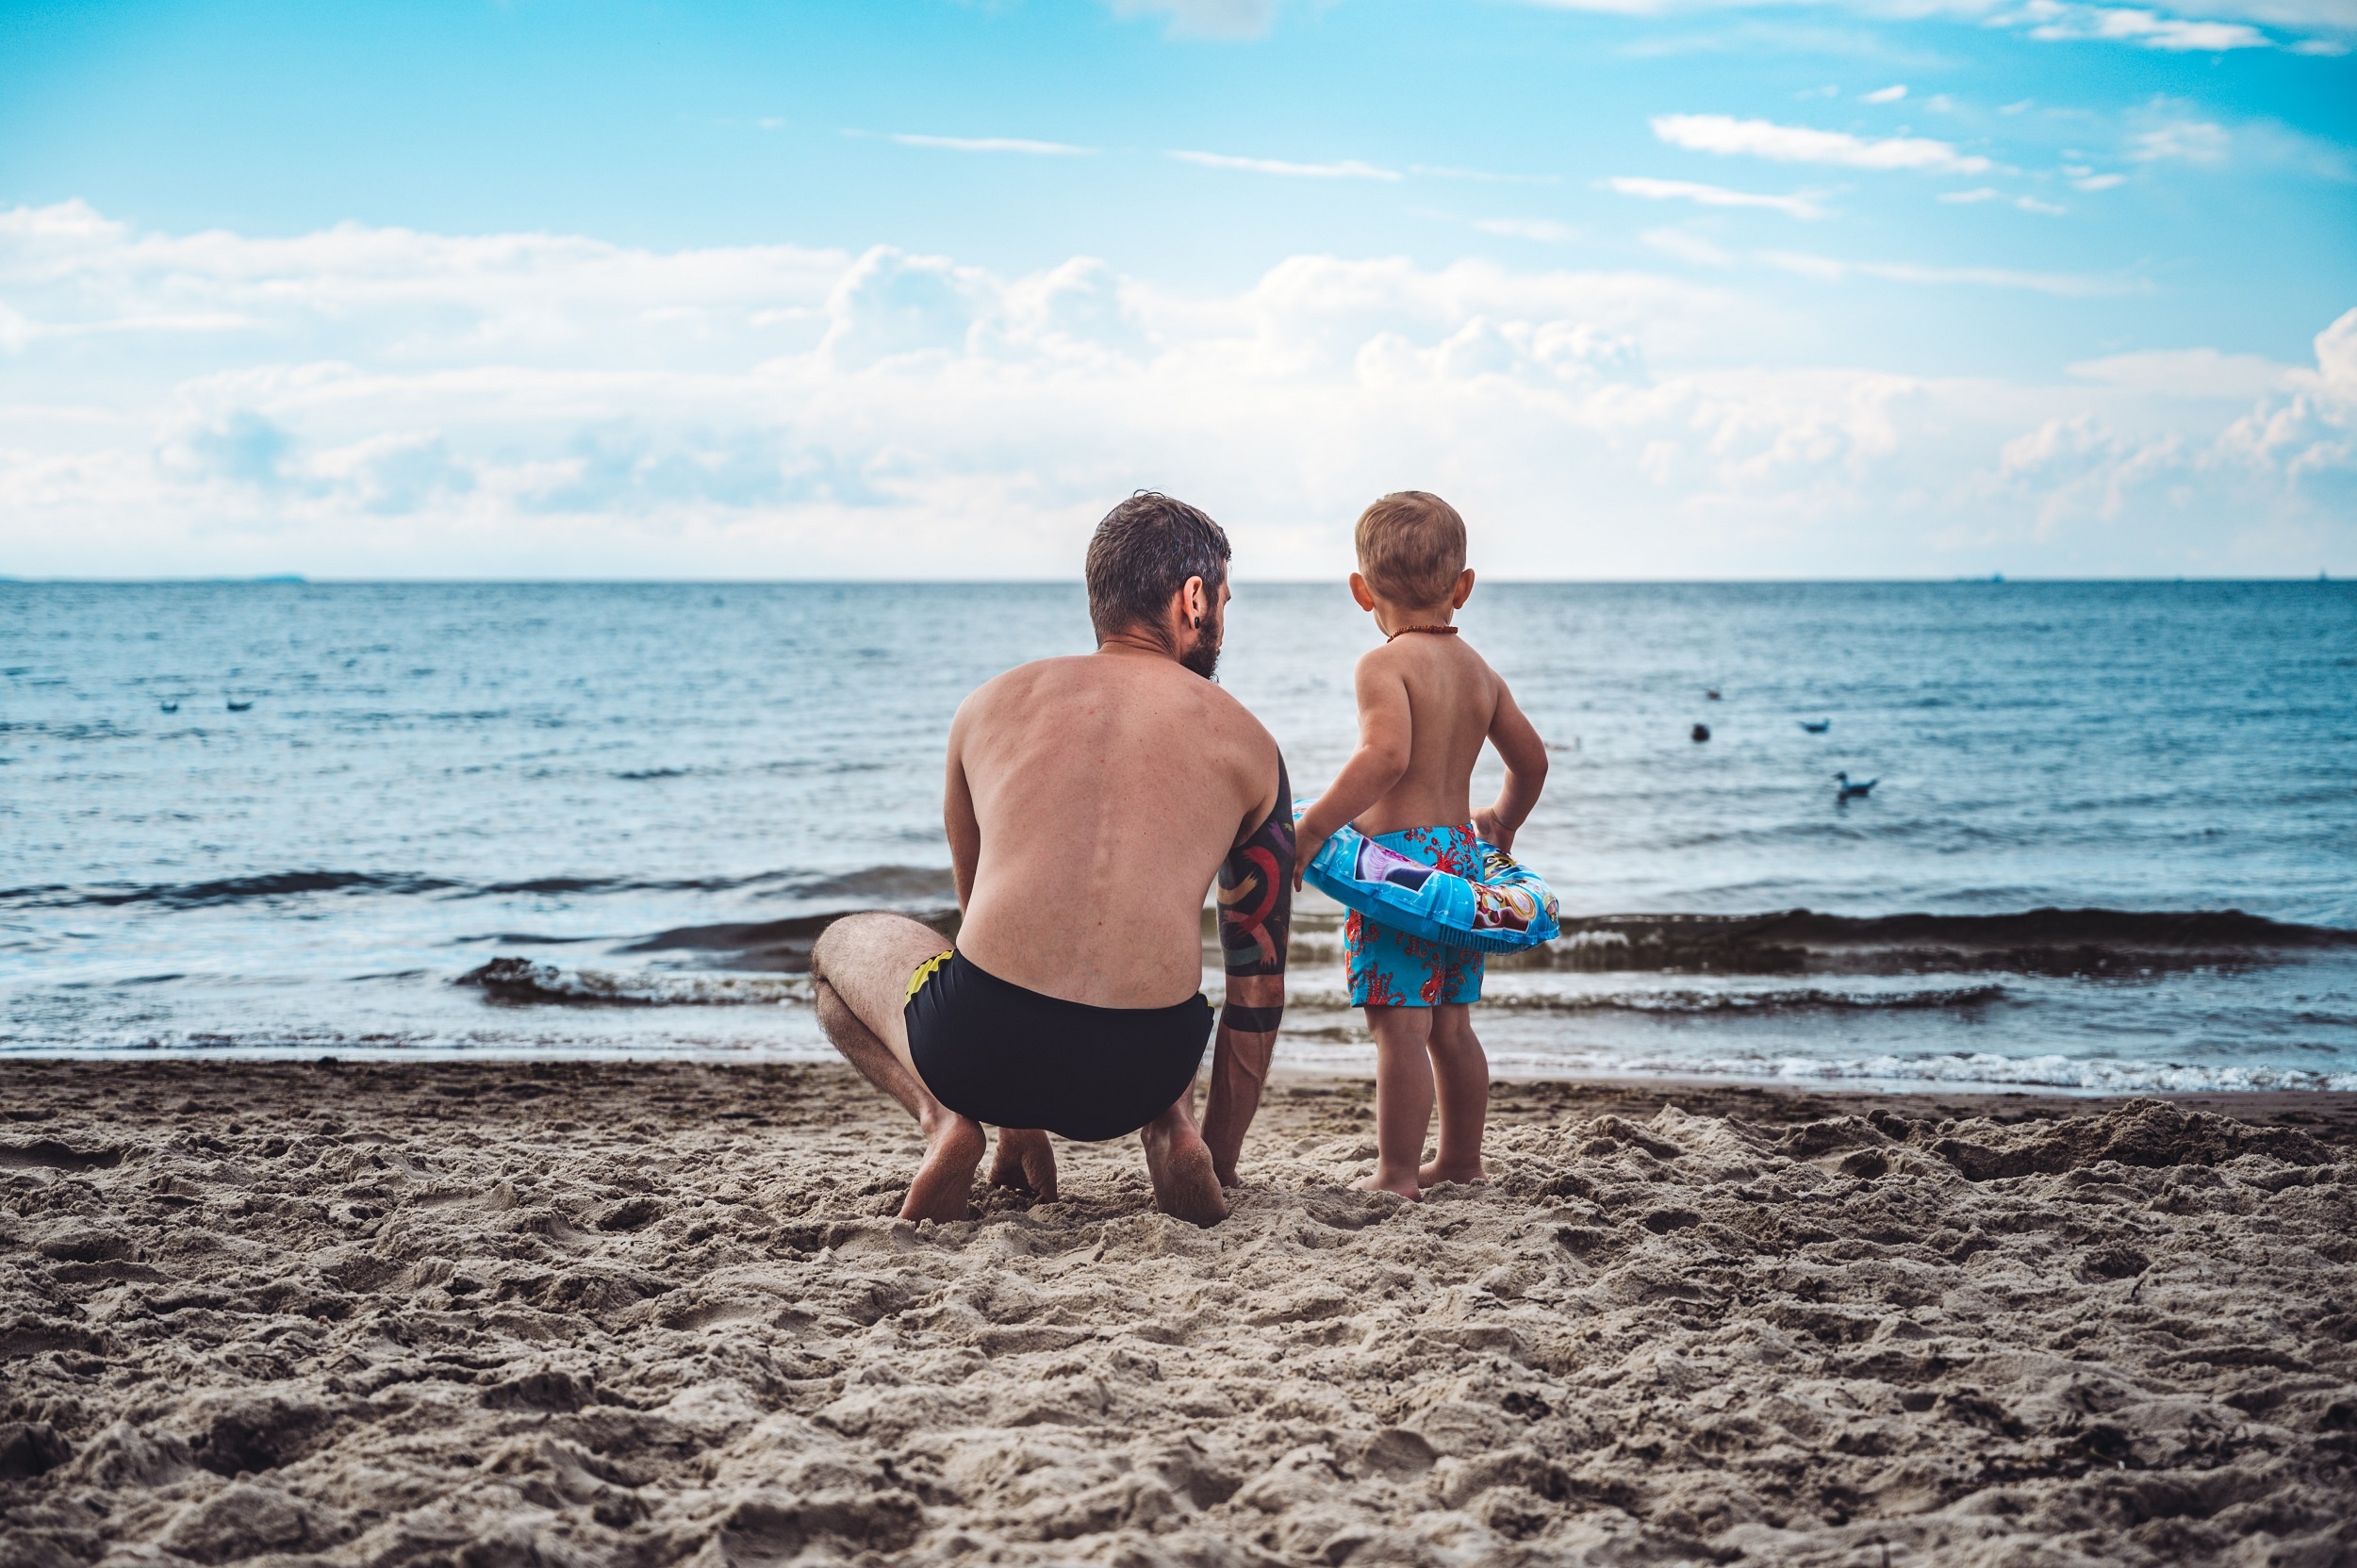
[1353,491,1469,610]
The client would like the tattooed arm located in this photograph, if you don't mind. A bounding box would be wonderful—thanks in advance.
[1202,752,1294,1186]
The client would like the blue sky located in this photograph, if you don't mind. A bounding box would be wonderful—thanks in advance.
[1,0,2351,577]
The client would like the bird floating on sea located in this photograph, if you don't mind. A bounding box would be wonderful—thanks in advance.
[159,701,178,714]
[1834,771,1877,801]
[226,700,253,713]
[1691,723,1711,742]
[1705,688,1721,701]
[1800,718,1830,734]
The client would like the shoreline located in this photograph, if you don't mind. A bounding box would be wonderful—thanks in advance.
[6,1060,2353,1566]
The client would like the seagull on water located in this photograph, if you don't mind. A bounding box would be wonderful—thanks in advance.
[226,700,254,712]
[159,701,179,714]
[1799,718,1830,734]
[1833,771,1877,801]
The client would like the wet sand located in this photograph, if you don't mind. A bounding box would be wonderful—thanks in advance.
[4,1061,2355,1567]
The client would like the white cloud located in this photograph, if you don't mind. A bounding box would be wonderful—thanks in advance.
[2074,173,2128,190]
[0,204,2348,579]
[1606,175,1829,218]
[2000,1,2273,49]
[1938,187,2003,203]
[1652,113,1993,173]
[1105,0,1279,37]
[883,133,1097,157]
[1862,84,1909,102]
[1167,150,1403,181]
[1642,228,1740,266]
[1515,0,2351,54]
[2069,347,2292,398]
[1473,218,1585,242]
[1762,251,2145,294]
[2131,121,2232,162]
[2015,195,2069,214]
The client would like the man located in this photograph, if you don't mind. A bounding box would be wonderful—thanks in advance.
[810,493,1294,1227]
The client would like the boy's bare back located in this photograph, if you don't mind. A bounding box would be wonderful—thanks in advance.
[1350,632,1531,839]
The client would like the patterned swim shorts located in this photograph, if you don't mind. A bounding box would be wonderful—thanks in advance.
[1343,821,1485,1008]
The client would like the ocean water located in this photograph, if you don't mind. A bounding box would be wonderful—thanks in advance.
[4,580,2353,1094]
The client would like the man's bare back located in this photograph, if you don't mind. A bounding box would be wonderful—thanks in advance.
[950,642,1280,1009]
[807,493,1294,1228]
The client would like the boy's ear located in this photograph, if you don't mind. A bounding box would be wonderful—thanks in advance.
[1348,572,1377,612]
[1451,568,1475,609]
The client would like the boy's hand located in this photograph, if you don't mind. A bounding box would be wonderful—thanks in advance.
[1473,806,1514,853]
[1293,825,1328,890]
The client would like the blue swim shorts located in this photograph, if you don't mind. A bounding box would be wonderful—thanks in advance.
[1343,822,1486,1008]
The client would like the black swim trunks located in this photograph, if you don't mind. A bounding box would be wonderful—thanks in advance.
[904,949,1213,1143]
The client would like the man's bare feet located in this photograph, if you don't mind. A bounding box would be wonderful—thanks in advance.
[1418,1159,1487,1189]
[900,1112,986,1222]
[1356,1170,1420,1200]
[1141,1108,1228,1227]
[988,1128,1059,1200]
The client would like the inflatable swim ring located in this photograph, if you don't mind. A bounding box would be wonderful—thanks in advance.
[1297,806,1561,954]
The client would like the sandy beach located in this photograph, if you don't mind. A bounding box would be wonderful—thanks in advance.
[5,1061,2355,1567]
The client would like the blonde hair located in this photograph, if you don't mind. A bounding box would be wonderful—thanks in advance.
[1354,491,1467,606]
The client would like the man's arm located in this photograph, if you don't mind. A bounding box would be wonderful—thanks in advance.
[943,703,981,914]
[1202,751,1293,1187]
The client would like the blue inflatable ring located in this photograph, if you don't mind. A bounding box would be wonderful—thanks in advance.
[1297,804,1561,954]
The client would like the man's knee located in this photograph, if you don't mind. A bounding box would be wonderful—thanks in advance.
[810,911,882,985]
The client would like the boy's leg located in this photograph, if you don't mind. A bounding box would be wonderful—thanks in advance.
[1358,1004,1435,1199]
[1422,1002,1489,1187]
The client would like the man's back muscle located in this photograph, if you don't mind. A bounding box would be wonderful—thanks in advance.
[949,652,1277,1010]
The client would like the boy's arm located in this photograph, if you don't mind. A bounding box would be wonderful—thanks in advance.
[1473,677,1547,853]
[1293,654,1413,888]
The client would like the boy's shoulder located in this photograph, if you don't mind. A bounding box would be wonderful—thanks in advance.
[1356,633,1499,678]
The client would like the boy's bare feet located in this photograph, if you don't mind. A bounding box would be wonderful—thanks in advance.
[1356,1170,1420,1200]
[1418,1159,1487,1188]
[1142,1107,1228,1227]
[988,1128,1058,1199]
[900,1111,986,1222]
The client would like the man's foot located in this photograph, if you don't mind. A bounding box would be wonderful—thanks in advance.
[989,1128,1059,1200]
[1142,1114,1228,1227]
[1356,1169,1420,1200]
[900,1113,986,1222]
[1418,1160,1488,1188]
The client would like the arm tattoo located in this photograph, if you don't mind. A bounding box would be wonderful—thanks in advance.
[1216,752,1294,982]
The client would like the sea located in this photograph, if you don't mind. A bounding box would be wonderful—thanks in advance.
[5,580,2353,1094]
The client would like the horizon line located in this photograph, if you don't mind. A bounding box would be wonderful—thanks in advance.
[0,573,2342,587]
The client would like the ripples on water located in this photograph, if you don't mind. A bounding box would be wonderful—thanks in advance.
[3,580,2352,1092]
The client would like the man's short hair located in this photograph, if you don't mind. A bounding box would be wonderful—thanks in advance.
[1354,490,1467,606]
[1085,491,1232,645]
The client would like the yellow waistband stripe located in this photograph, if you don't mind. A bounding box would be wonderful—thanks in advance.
[906,949,953,1002]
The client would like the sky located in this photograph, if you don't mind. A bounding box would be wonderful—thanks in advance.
[0,0,2351,579]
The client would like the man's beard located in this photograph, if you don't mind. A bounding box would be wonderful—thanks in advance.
[1179,603,1223,681]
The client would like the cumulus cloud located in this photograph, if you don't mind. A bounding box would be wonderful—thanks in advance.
[1606,176,1829,218]
[1651,113,1993,173]
[0,203,2348,578]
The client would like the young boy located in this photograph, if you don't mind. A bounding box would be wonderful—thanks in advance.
[1294,491,1548,1200]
